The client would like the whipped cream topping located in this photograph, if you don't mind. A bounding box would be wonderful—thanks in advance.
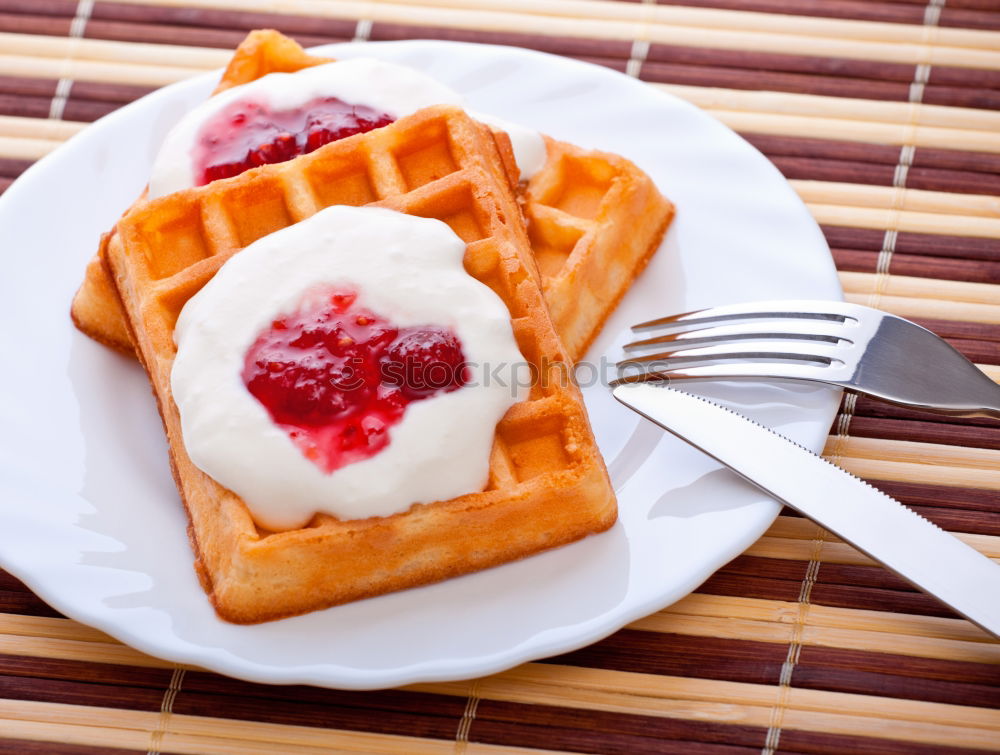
[171,206,529,531]
[149,58,545,198]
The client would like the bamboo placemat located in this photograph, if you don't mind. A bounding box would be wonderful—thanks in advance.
[1,1,999,753]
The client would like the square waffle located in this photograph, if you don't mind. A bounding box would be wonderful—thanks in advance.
[72,30,673,363]
[105,105,616,623]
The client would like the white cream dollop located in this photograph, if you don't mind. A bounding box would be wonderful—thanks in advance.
[149,58,545,198]
[171,206,529,531]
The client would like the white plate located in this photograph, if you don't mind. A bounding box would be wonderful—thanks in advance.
[0,41,842,689]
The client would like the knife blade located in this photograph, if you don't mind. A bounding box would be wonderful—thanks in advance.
[613,382,1000,639]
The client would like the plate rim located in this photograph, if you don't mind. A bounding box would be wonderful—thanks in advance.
[0,38,843,689]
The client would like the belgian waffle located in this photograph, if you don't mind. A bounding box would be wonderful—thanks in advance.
[71,30,673,363]
[104,106,616,623]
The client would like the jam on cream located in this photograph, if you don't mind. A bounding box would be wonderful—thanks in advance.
[242,287,468,474]
[149,58,546,198]
[195,97,395,184]
[171,206,528,531]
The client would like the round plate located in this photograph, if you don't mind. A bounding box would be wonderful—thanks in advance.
[0,41,841,689]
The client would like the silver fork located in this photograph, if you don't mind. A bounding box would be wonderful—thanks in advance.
[614,300,1000,418]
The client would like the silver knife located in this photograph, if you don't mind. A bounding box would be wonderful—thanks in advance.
[614,382,1000,639]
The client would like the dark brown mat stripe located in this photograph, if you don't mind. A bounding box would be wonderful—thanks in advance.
[0,76,155,122]
[180,670,465,718]
[699,571,808,603]
[0,742,141,755]
[719,555,810,581]
[849,397,1000,429]
[924,337,999,364]
[0,76,58,99]
[823,480,1000,514]
[0,674,167,713]
[832,249,1000,284]
[798,645,1000,686]
[638,61,918,103]
[748,135,1000,179]
[779,159,1000,196]
[0,94,52,120]
[830,249,1000,283]
[644,41,918,84]
[541,630,785,685]
[777,729,992,755]
[702,563,960,619]
[821,226,1000,262]
[0,0,75,14]
[0,10,70,36]
[0,590,63,619]
[2,667,468,742]
[0,654,176,690]
[92,1,358,40]
[888,505,996,535]
[84,18,351,51]
[793,648,1000,707]
[374,22,635,61]
[472,699,768,755]
[848,416,1000,451]
[170,689,460,740]
[910,318,1000,344]
[810,583,958,620]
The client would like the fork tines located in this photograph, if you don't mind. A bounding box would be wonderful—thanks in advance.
[616,300,860,385]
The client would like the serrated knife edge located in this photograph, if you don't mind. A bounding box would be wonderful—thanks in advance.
[613,383,1000,640]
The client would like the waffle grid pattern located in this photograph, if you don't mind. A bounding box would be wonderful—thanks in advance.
[106,105,615,623]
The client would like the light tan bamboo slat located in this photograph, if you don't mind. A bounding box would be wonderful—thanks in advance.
[0,116,84,141]
[97,0,1000,69]
[840,272,1000,306]
[767,514,1000,553]
[0,33,228,70]
[1,613,114,644]
[659,593,995,644]
[812,203,1000,238]
[818,457,998,493]
[980,364,1000,382]
[631,611,1000,666]
[708,109,1000,154]
[413,664,1000,748]
[792,180,1000,220]
[843,292,1000,326]
[0,53,209,87]
[823,436,1000,472]
[1,700,546,755]
[0,632,181,669]
[744,536,883,565]
[0,135,62,161]
[746,536,1000,570]
[657,84,1000,133]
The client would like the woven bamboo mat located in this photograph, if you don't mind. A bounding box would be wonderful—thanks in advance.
[1,1,999,753]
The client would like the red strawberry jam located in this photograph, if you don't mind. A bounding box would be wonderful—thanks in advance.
[195,97,394,185]
[243,289,467,473]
